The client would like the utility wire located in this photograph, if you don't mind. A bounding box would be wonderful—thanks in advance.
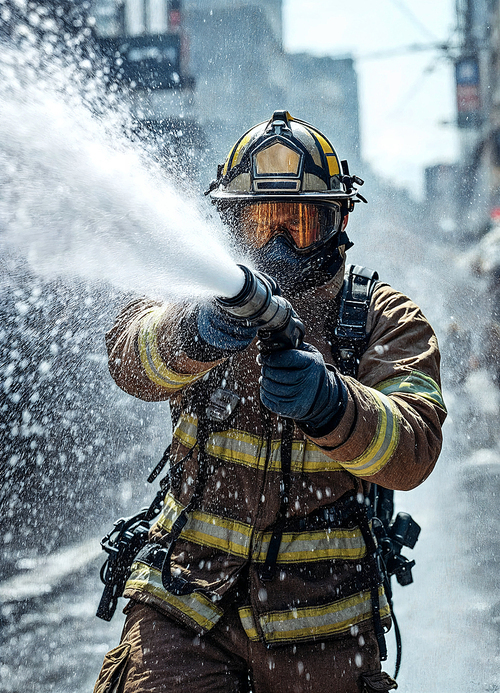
[386,0,439,42]
[355,0,461,62]
[357,42,456,61]
[384,54,446,119]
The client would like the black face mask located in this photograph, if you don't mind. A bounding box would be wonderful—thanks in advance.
[250,232,352,296]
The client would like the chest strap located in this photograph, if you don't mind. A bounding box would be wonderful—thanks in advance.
[333,264,379,377]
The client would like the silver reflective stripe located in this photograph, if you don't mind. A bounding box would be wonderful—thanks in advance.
[125,562,223,631]
[375,370,446,411]
[138,309,211,390]
[154,492,367,562]
[254,527,367,563]
[173,414,343,472]
[259,588,390,644]
[342,391,400,477]
[238,606,260,641]
[153,492,252,557]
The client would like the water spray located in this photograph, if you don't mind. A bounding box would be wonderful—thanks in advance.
[216,264,305,351]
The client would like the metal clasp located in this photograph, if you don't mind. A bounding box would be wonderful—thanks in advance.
[206,388,241,422]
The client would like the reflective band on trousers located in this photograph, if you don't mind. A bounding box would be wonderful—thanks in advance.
[152,492,368,562]
[138,307,211,390]
[173,413,344,473]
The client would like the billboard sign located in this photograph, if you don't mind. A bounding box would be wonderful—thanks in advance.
[455,56,482,128]
[99,34,182,90]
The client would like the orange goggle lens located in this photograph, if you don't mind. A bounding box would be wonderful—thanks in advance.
[236,202,340,250]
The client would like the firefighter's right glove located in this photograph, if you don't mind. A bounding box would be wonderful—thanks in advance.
[180,302,257,362]
[259,344,348,437]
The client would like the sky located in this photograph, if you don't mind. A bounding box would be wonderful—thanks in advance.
[282,0,459,198]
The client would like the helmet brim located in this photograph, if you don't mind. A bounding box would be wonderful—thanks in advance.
[210,190,357,204]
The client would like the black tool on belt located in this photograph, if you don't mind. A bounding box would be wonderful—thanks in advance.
[95,444,176,622]
[96,485,165,621]
[368,484,421,678]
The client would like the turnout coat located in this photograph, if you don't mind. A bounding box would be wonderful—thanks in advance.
[105,268,446,647]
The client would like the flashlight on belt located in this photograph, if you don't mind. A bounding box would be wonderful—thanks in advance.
[216,264,305,352]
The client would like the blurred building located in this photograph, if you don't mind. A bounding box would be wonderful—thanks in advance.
[91,0,361,185]
[454,0,500,242]
[184,0,361,175]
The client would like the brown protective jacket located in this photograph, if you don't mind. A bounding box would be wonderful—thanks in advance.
[105,271,446,646]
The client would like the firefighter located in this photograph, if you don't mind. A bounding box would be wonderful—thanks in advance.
[94,111,446,693]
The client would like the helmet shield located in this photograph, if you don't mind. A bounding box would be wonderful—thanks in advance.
[233,201,342,251]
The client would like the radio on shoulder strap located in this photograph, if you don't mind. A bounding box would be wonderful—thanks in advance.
[333,264,379,378]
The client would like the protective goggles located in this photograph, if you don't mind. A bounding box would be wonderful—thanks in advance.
[234,201,342,250]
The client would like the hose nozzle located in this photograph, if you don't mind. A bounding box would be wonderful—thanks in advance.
[216,265,305,351]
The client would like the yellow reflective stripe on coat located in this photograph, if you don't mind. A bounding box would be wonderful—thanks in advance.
[153,491,187,532]
[341,391,400,477]
[374,370,446,412]
[174,413,199,446]
[125,562,222,631]
[254,526,367,563]
[138,308,210,390]
[173,414,344,473]
[154,492,367,562]
[153,492,253,558]
[258,587,390,644]
[238,606,260,641]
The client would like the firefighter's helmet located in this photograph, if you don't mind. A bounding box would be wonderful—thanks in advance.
[208,110,365,212]
[207,111,366,292]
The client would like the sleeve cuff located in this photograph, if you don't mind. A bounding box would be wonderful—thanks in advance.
[299,379,349,438]
[302,379,358,451]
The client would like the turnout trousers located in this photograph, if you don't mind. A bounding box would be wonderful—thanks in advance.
[93,602,397,693]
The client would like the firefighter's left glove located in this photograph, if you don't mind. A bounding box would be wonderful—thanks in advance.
[180,302,257,362]
[259,344,347,437]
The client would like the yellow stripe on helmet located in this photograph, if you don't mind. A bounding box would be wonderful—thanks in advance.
[312,131,341,176]
[224,126,265,175]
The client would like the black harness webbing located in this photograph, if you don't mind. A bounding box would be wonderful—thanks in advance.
[331,265,404,673]
[260,416,294,582]
[157,363,228,596]
[333,264,379,377]
[330,266,388,657]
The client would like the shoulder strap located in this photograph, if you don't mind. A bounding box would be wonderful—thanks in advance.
[333,264,379,377]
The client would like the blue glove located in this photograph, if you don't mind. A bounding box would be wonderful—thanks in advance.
[259,344,347,436]
[197,303,257,352]
[181,302,257,361]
